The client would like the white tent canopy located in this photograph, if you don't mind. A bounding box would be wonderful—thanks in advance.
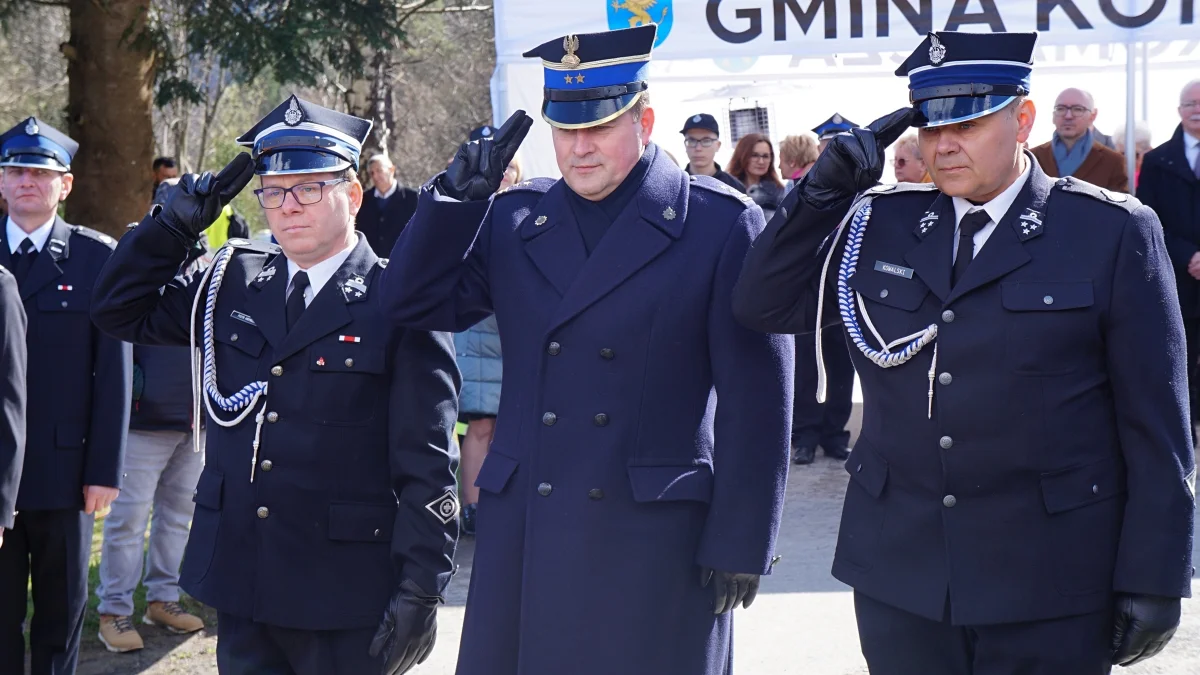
[489,0,1200,180]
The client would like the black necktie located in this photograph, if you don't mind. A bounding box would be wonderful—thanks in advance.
[12,238,37,286]
[286,271,310,332]
[952,211,991,286]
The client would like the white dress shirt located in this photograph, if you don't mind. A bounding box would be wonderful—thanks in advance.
[1184,130,1200,176]
[6,215,55,254]
[950,161,1032,263]
[285,239,357,307]
[374,181,398,200]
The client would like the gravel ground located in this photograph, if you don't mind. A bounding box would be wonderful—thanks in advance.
[68,444,1200,674]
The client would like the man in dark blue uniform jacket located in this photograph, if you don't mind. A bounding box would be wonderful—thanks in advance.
[380,25,792,675]
[91,96,461,675]
[0,265,26,557]
[0,117,131,675]
[733,32,1194,674]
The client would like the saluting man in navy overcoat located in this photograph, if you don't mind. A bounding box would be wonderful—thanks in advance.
[734,31,1195,673]
[91,97,461,675]
[0,117,131,675]
[380,24,793,675]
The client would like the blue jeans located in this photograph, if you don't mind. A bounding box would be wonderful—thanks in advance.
[96,429,204,617]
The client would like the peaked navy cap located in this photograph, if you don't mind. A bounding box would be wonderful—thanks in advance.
[896,31,1037,128]
[0,117,77,172]
[522,24,657,130]
[236,95,372,175]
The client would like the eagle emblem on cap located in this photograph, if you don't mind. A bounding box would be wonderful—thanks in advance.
[561,34,581,68]
[929,34,947,66]
[482,126,492,137]
[24,119,38,135]
[692,115,701,122]
[832,113,843,124]
[284,97,303,126]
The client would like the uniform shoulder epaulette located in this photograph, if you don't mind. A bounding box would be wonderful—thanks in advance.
[224,237,281,255]
[865,181,939,197]
[689,174,755,207]
[496,177,555,197]
[70,224,117,249]
[1054,176,1140,213]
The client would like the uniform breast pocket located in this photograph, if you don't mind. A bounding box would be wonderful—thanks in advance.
[212,319,267,381]
[305,344,386,425]
[36,291,91,344]
[846,270,933,340]
[1001,281,1098,376]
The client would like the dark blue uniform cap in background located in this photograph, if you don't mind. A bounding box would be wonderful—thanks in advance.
[896,31,1037,128]
[523,24,657,130]
[813,113,859,141]
[0,117,77,172]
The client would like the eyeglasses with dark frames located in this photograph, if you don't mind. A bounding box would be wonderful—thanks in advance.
[253,178,347,209]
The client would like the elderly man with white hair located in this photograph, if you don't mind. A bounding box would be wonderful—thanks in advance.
[1138,78,1200,430]
[357,153,419,256]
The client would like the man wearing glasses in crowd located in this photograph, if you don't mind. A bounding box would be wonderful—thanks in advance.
[1030,88,1128,192]
[92,95,461,675]
[681,113,746,193]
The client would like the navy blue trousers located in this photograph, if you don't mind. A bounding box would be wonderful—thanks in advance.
[793,325,855,450]
[0,509,93,675]
[216,612,384,675]
[854,591,1113,675]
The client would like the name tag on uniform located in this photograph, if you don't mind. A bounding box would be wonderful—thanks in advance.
[230,310,257,326]
[874,261,914,279]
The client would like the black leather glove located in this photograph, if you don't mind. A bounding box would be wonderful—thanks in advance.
[1111,593,1180,667]
[153,152,256,248]
[798,107,914,211]
[700,567,761,615]
[437,110,533,201]
[369,579,440,675]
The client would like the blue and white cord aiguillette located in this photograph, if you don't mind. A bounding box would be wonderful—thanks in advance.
[189,243,271,481]
[815,198,940,418]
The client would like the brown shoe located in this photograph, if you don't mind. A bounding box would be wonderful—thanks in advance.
[98,615,144,653]
[143,601,204,634]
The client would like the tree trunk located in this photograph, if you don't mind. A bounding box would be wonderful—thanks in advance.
[64,0,154,238]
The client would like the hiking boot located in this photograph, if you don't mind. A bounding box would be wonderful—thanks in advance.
[98,615,144,653]
[144,601,204,634]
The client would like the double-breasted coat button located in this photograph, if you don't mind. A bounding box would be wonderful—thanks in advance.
[941,310,955,323]
[943,495,957,508]
[60,300,68,308]
[542,412,557,426]
[939,436,953,449]
[260,460,273,472]
[345,358,354,368]
[879,289,889,298]
[938,373,953,385]
[257,506,270,519]
[231,333,240,342]
[374,529,382,537]
[593,413,609,427]
[1092,484,1099,494]
[588,489,604,500]
[266,411,279,423]
[600,348,614,360]
[547,342,561,356]
[537,482,553,497]
[1043,295,1054,305]
[271,365,283,376]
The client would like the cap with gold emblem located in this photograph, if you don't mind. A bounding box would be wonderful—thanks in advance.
[236,95,372,176]
[0,117,77,172]
[522,24,657,130]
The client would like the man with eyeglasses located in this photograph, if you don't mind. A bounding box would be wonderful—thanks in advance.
[1030,88,1128,192]
[1138,79,1200,434]
[91,95,461,675]
[681,113,746,193]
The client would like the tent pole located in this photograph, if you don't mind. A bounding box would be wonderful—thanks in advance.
[1125,40,1137,194]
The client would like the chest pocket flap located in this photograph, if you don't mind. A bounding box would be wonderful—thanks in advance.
[213,321,266,357]
[1002,281,1094,312]
[847,271,929,312]
[308,344,386,374]
[37,290,90,312]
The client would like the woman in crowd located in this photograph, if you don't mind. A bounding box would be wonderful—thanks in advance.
[727,133,786,220]
[778,133,819,192]
[892,132,932,183]
[453,154,519,535]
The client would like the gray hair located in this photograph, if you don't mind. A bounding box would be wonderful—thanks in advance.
[1112,120,1152,149]
[366,154,394,170]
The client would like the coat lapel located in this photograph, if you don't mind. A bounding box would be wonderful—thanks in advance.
[244,254,289,350]
[520,181,587,297]
[274,235,375,362]
[1158,125,1199,185]
[19,217,70,300]
[903,193,955,303]
[944,158,1052,305]
[547,149,687,332]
